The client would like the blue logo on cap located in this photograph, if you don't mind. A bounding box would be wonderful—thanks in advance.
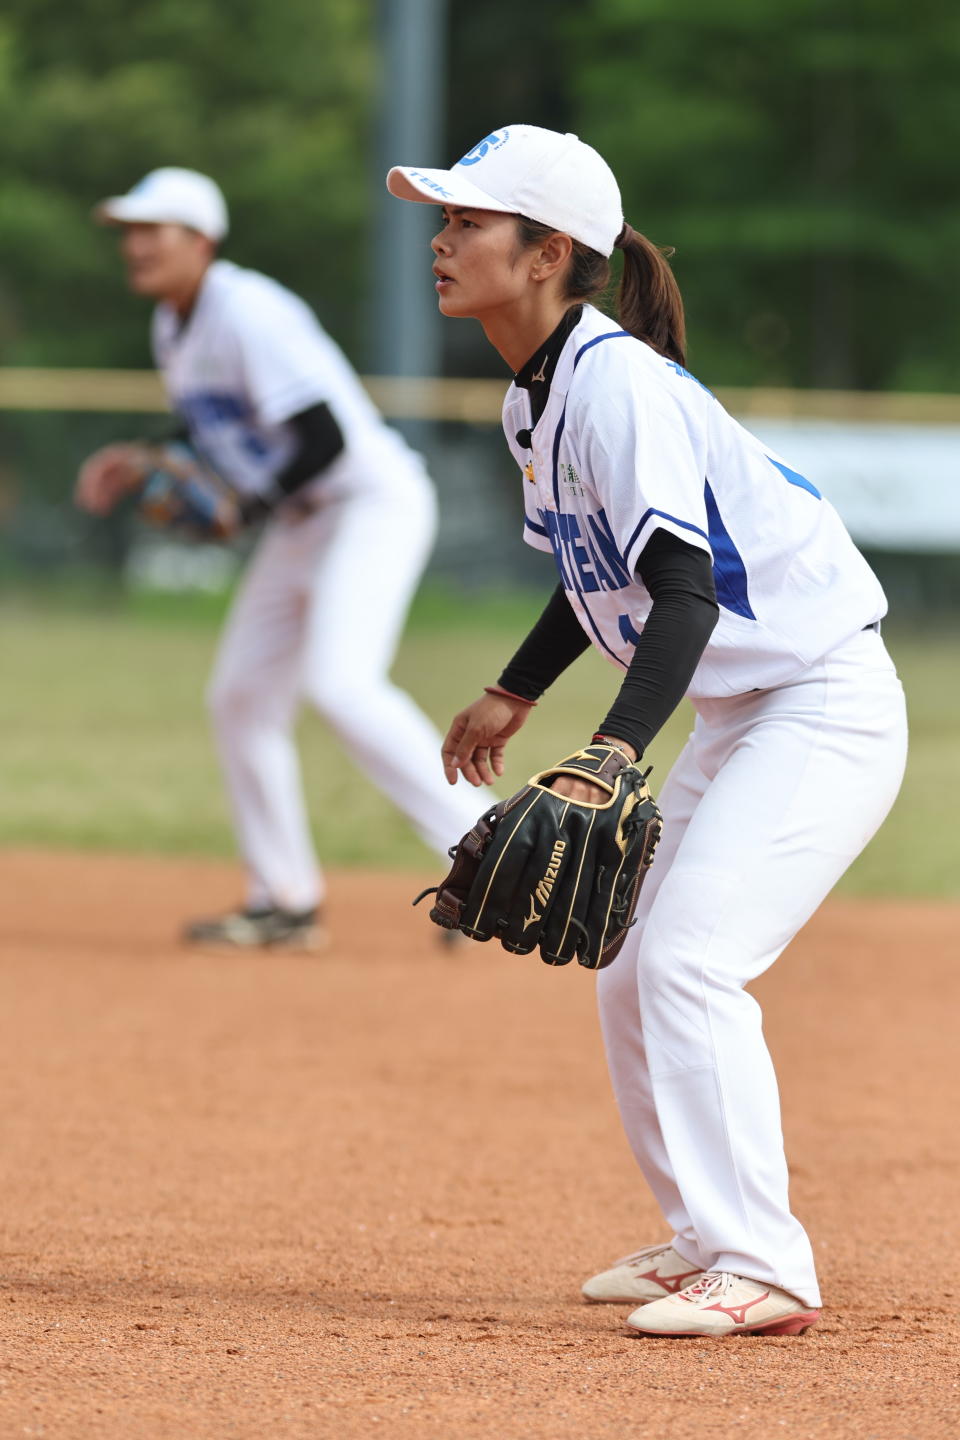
[409,170,453,198]
[457,130,509,167]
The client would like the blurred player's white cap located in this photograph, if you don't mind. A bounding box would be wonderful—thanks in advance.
[387,125,623,257]
[94,168,229,242]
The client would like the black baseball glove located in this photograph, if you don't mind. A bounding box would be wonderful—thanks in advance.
[415,743,662,970]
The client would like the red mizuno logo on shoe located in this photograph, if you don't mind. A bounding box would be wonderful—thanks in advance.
[702,1292,771,1325]
[639,1266,702,1293]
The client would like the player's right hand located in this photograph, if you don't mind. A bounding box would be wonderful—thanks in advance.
[75,443,149,515]
[441,692,532,787]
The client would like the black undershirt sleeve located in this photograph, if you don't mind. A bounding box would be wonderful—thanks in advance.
[497,582,591,700]
[497,529,719,758]
[597,529,719,755]
[238,401,345,524]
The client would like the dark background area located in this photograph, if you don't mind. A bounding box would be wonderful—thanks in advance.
[3,0,959,389]
[1,0,958,607]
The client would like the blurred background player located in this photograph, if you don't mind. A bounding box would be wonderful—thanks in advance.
[75,166,482,950]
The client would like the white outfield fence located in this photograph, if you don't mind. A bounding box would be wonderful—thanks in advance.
[2,369,960,563]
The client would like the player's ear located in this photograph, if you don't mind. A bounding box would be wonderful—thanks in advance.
[531,231,573,283]
[182,225,217,260]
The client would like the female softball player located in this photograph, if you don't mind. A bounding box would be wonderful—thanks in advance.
[387,126,907,1336]
[76,167,482,949]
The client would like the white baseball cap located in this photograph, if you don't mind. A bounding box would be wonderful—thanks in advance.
[94,168,229,242]
[387,125,623,257]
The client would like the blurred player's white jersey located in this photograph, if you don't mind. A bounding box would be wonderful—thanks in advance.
[147,255,482,913]
[504,304,886,699]
[152,259,410,500]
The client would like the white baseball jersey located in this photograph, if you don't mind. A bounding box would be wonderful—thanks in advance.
[152,259,411,501]
[504,304,887,699]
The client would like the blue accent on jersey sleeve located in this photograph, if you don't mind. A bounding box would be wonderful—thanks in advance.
[525,515,549,538]
[666,361,715,397]
[703,480,756,621]
[623,508,710,566]
[766,455,821,499]
[178,391,253,427]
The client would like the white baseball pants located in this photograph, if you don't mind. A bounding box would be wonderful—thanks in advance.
[597,628,908,1307]
[207,466,482,912]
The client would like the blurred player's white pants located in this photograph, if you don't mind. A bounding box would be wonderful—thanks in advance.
[207,460,481,912]
[597,628,908,1308]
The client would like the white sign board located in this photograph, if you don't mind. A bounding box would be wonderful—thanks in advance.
[739,418,960,552]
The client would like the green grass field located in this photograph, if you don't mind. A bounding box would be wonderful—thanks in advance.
[2,588,956,897]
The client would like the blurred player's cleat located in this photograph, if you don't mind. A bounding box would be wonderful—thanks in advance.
[625,1271,820,1337]
[182,906,326,952]
[582,1243,704,1304]
[436,925,466,951]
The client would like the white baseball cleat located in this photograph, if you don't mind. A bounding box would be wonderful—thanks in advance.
[581,1243,705,1304]
[625,1270,821,1337]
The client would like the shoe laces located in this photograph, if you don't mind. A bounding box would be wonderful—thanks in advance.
[678,1271,728,1303]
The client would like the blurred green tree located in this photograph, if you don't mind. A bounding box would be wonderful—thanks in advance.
[1,0,958,391]
[0,0,373,365]
[562,0,960,389]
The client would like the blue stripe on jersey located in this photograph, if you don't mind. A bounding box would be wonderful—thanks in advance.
[666,360,715,397]
[550,408,568,510]
[703,480,756,621]
[623,508,710,564]
[572,330,631,369]
[525,515,549,538]
[179,390,252,425]
[766,455,821,499]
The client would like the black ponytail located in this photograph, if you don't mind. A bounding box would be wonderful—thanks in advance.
[515,216,686,367]
[613,222,686,367]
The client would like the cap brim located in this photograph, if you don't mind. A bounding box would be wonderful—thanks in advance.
[93,196,224,239]
[386,165,516,214]
[94,196,174,226]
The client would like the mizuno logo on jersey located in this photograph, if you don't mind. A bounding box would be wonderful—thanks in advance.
[524,839,566,927]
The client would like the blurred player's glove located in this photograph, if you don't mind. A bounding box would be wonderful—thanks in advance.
[133,442,240,541]
[414,744,662,970]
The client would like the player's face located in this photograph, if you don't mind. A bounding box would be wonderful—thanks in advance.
[431,208,539,320]
[118,222,212,301]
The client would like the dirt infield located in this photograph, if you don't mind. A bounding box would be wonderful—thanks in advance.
[0,850,956,1439]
